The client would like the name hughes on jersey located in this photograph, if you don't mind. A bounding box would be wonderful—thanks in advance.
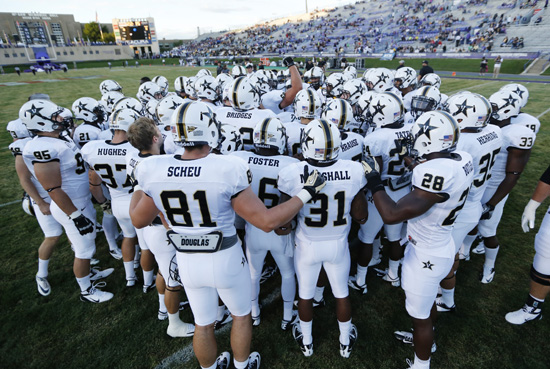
[97,148,127,156]
[300,170,351,183]
[167,166,202,177]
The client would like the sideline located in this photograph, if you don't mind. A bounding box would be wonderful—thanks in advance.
[536,106,550,119]
[0,199,20,208]
[445,80,500,95]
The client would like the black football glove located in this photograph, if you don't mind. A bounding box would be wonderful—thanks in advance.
[302,165,326,198]
[72,214,95,235]
[283,56,295,68]
[362,155,384,194]
[480,203,495,220]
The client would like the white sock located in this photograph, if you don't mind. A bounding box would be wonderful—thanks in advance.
[233,358,248,369]
[314,286,325,302]
[372,238,381,260]
[484,245,499,272]
[338,319,352,345]
[168,312,182,325]
[76,275,91,292]
[300,319,313,345]
[281,273,296,319]
[388,259,400,279]
[37,258,49,278]
[143,269,154,287]
[460,234,476,255]
[124,261,136,280]
[283,302,293,321]
[441,287,455,307]
[158,293,166,312]
[102,213,119,251]
[414,353,430,369]
[217,304,226,321]
[251,299,260,317]
[356,265,368,286]
[201,362,216,369]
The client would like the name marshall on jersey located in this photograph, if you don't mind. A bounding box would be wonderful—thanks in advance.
[96,148,127,156]
[167,166,202,177]
[299,170,351,183]
[476,131,499,145]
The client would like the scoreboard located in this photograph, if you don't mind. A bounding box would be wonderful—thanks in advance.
[113,18,157,45]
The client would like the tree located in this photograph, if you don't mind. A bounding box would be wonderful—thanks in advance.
[103,33,115,43]
[83,22,103,42]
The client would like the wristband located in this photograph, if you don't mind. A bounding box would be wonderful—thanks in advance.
[134,184,143,192]
[296,189,312,205]
[68,210,82,220]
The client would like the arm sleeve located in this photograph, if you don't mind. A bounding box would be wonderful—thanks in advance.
[540,165,550,185]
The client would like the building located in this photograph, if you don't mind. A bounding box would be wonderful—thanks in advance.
[112,18,160,58]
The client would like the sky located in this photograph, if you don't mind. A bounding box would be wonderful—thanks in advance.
[3,0,355,40]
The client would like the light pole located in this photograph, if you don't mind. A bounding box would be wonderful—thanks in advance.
[305,0,308,13]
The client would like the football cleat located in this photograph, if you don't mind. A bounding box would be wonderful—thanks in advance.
[179,300,190,311]
[348,276,368,294]
[293,297,325,308]
[90,267,114,281]
[339,324,358,359]
[134,252,141,269]
[109,248,123,260]
[143,281,156,294]
[167,321,195,338]
[95,223,103,232]
[214,309,233,330]
[281,310,299,331]
[368,256,382,267]
[90,258,100,266]
[35,275,51,296]
[158,310,168,321]
[458,252,470,261]
[80,282,113,303]
[260,265,278,284]
[394,330,437,353]
[126,277,138,288]
[375,268,401,287]
[292,324,313,357]
[471,237,485,254]
[216,351,231,369]
[247,352,261,369]
[480,268,495,284]
[435,297,456,312]
[252,313,261,327]
[505,305,542,325]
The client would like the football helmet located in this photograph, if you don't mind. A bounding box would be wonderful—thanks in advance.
[59,107,75,130]
[170,101,219,148]
[303,68,312,83]
[113,97,143,116]
[394,67,417,90]
[411,86,441,118]
[110,108,140,132]
[184,77,197,98]
[155,95,185,125]
[322,98,353,132]
[72,97,105,123]
[20,100,68,132]
[194,75,219,101]
[365,68,394,92]
[22,192,35,216]
[217,124,243,154]
[232,65,247,78]
[101,91,125,113]
[419,73,442,89]
[99,79,122,96]
[309,67,325,90]
[137,82,163,103]
[410,111,459,159]
[301,119,341,163]
[489,90,521,121]
[325,72,347,98]
[7,119,31,139]
[293,89,322,119]
[253,117,287,155]
[355,91,379,123]
[342,79,367,106]
[500,83,529,108]
[344,65,357,79]
[152,76,169,96]
[249,71,272,96]
[443,92,491,131]
[145,99,160,123]
[216,73,233,93]
[196,69,212,78]
[228,76,259,111]
[368,92,405,128]
[174,76,189,95]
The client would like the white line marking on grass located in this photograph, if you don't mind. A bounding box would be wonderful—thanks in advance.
[0,200,20,208]
[155,287,282,369]
[446,81,500,95]
[537,106,550,119]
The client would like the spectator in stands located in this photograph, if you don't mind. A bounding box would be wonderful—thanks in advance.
[535,16,542,24]
[418,60,434,82]
[397,60,406,69]
[305,60,314,71]
[480,57,488,76]
[140,77,151,85]
[30,66,36,76]
[15,66,21,76]
[493,55,503,78]
[216,62,224,76]
[246,63,254,75]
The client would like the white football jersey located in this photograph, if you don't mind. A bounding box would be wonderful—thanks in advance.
[284,122,307,157]
[261,90,285,115]
[216,107,276,150]
[126,150,152,187]
[136,153,251,237]
[486,123,535,188]
[73,123,102,148]
[407,151,474,257]
[81,140,138,199]
[278,159,366,242]
[158,124,183,155]
[512,112,540,134]
[363,125,413,180]
[11,138,49,199]
[339,131,363,162]
[23,135,90,199]
[457,125,502,204]
[98,129,113,141]
[277,111,299,124]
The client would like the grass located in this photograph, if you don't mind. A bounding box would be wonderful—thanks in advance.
[0,66,549,369]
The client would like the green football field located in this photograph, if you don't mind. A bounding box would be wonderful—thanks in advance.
[0,66,549,369]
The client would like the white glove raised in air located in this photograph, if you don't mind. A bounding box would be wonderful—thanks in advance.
[521,199,541,233]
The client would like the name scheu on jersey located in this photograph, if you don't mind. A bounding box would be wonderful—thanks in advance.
[167,166,202,177]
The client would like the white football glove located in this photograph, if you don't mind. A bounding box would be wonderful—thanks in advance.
[521,199,541,233]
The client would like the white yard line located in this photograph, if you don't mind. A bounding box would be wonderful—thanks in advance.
[155,287,282,368]
[0,200,20,208]
[536,106,550,119]
[445,80,500,95]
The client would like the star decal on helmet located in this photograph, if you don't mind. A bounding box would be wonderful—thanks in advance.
[422,261,434,270]
[170,101,180,110]
[377,73,389,84]
[26,104,44,119]
[417,118,438,140]
[77,101,88,111]
[371,101,386,116]
[302,128,314,150]
[200,80,213,91]
[454,99,473,117]
[106,97,115,106]
[404,69,413,77]
[336,76,346,86]
[503,94,518,107]
[512,87,524,98]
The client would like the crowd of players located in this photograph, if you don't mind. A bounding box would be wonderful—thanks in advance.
[7,55,548,369]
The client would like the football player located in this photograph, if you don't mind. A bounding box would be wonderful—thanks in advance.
[363,111,474,369]
[285,88,322,158]
[261,57,302,115]
[72,97,107,148]
[130,101,326,369]
[20,100,114,303]
[320,98,363,162]
[278,119,368,359]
